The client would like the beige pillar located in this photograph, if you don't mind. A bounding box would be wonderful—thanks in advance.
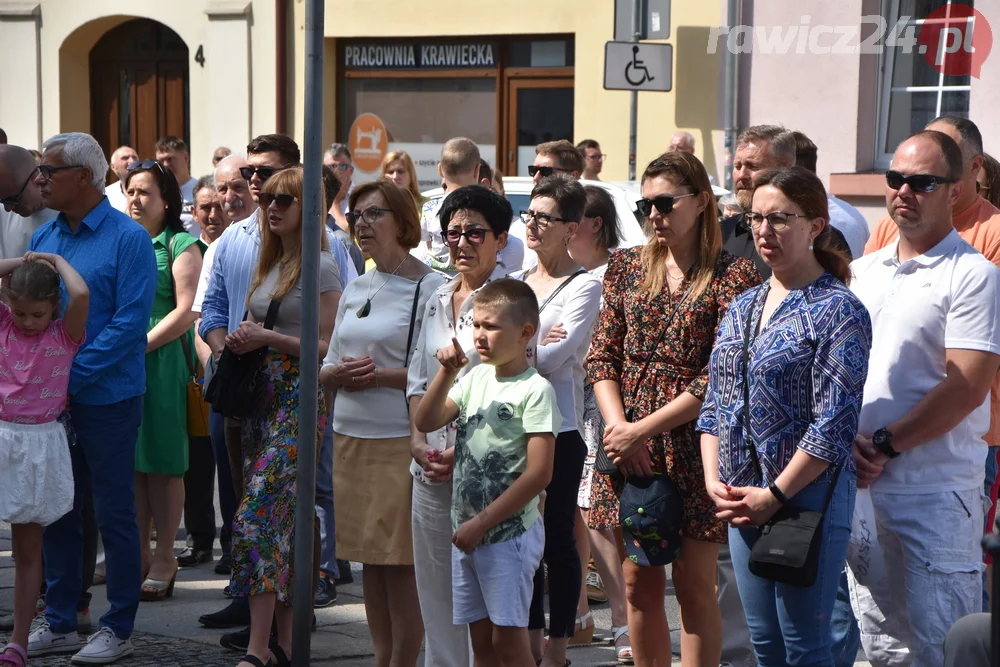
[0,2,42,148]
[203,1,253,161]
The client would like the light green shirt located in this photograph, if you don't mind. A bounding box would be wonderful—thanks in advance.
[448,365,562,545]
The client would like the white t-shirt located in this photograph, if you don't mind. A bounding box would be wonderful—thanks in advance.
[105,182,128,213]
[851,229,1000,492]
[180,177,201,238]
[517,268,603,433]
[0,207,54,259]
[192,240,220,314]
[326,269,446,438]
[828,195,870,260]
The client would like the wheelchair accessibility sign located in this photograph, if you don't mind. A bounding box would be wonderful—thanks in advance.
[604,41,673,92]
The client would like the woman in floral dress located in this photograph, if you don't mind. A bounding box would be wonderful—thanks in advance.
[587,152,760,666]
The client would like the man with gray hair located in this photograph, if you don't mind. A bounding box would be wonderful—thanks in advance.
[0,144,54,259]
[721,124,797,278]
[324,143,354,223]
[670,130,696,154]
[103,146,138,213]
[27,132,156,664]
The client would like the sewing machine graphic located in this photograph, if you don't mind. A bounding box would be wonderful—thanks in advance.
[354,126,383,155]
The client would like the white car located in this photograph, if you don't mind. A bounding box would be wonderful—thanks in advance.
[422,177,648,249]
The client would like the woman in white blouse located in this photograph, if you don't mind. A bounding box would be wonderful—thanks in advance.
[516,175,603,667]
[320,180,445,667]
[406,184,514,667]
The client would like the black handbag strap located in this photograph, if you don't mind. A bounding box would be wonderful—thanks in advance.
[536,269,587,313]
[741,286,840,513]
[261,299,282,331]
[404,274,428,368]
[623,285,691,419]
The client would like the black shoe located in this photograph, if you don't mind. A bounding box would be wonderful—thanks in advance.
[176,547,214,567]
[220,625,279,653]
[314,577,337,608]
[214,553,232,575]
[334,560,353,585]
[199,599,251,628]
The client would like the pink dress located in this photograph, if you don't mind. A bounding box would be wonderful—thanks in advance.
[0,303,81,525]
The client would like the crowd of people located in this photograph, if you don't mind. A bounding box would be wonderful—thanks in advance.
[1,113,1000,667]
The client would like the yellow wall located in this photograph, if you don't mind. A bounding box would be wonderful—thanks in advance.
[287,0,727,181]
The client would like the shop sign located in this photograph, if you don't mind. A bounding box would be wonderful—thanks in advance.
[343,41,498,70]
[348,113,389,173]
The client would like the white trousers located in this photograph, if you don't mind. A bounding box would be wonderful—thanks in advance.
[412,479,473,667]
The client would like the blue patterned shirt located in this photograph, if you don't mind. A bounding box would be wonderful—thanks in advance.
[697,273,872,487]
[29,197,157,405]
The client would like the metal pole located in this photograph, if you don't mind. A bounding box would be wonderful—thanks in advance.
[292,0,324,662]
[722,0,740,191]
[628,0,642,180]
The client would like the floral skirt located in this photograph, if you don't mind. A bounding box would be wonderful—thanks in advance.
[230,352,327,602]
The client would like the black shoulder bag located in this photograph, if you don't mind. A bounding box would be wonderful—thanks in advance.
[205,299,282,419]
[403,274,429,415]
[594,286,691,475]
[742,288,841,588]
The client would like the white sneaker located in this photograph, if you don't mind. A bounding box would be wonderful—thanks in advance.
[71,627,134,665]
[27,621,81,657]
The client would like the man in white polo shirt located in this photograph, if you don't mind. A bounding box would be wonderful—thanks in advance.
[847,130,1000,667]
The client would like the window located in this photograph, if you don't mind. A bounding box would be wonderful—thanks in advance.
[876,0,973,169]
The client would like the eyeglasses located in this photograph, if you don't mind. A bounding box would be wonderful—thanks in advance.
[527,165,574,178]
[126,160,166,175]
[748,211,809,231]
[0,167,39,206]
[520,210,569,229]
[586,153,607,161]
[36,165,85,182]
[444,228,493,247]
[885,170,957,193]
[258,193,300,211]
[635,194,695,217]
[347,206,391,226]
[328,163,351,172]
[239,165,280,183]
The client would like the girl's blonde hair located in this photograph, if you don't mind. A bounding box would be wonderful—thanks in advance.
[247,166,329,305]
[3,262,62,317]
[639,152,721,299]
[379,151,422,204]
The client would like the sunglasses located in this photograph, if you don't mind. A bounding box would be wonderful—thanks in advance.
[527,165,574,178]
[258,193,300,211]
[346,206,391,226]
[444,228,493,247]
[127,160,166,175]
[0,167,39,206]
[748,211,808,231]
[36,165,85,182]
[885,170,957,193]
[635,193,695,217]
[239,165,280,182]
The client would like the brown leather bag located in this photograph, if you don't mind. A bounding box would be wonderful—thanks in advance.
[169,234,210,437]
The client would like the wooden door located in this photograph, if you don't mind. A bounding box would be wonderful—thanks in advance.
[90,19,189,181]
[502,76,574,176]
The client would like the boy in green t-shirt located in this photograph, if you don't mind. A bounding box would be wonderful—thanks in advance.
[415,278,561,667]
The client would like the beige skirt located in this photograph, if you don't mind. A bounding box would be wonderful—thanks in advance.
[334,433,415,565]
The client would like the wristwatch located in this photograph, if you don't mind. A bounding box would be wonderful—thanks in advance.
[872,428,900,459]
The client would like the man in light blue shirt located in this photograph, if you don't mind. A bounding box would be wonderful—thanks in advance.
[28,133,156,665]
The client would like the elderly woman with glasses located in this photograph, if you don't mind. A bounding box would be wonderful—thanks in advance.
[405,184,513,666]
[123,160,204,602]
[588,152,760,666]
[321,181,445,667]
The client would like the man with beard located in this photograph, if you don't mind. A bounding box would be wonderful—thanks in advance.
[721,125,796,278]
[0,145,54,259]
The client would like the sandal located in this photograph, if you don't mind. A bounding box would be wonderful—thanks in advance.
[270,646,291,667]
[238,655,272,667]
[140,572,177,601]
[0,644,27,667]
[568,611,594,645]
[612,626,633,665]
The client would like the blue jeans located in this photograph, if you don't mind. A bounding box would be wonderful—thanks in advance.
[43,397,144,640]
[730,473,856,667]
[209,410,236,554]
[315,408,339,580]
[831,569,861,667]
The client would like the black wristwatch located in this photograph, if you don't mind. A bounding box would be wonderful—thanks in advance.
[872,428,900,459]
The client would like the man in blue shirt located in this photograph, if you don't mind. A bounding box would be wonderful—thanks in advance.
[26,133,156,665]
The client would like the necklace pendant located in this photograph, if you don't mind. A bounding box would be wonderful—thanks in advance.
[356,299,372,318]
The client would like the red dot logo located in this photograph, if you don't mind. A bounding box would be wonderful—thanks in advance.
[918,5,993,79]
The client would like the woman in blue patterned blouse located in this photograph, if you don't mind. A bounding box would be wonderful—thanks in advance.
[698,167,873,667]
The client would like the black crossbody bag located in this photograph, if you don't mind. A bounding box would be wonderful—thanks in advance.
[741,288,840,588]
[594,286,691,475]
[205,300,282,419]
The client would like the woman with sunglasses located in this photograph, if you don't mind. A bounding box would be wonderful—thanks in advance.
[123,160,204,601]
[321,180,444,667]
[699,167,871,666]
[405,184,513,666]
[588,152,760,666]
[227,166,342,667]
[510,174,602,667]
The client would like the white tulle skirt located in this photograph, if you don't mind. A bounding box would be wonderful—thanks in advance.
[0,419,74,525]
